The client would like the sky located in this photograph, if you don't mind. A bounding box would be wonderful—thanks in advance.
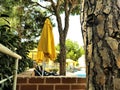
[52,15,84,46]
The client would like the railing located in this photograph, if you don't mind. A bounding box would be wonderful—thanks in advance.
[0,43,22,90]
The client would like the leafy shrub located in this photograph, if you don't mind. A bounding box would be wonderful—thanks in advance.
[0,17,34,90]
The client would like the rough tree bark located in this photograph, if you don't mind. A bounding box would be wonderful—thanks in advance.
[80,0,120,90]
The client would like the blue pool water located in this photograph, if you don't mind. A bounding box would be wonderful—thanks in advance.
[74,71,86,77]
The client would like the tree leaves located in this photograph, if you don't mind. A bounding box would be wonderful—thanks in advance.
[56,39,85,61]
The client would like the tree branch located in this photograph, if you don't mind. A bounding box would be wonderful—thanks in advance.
[56,0,60,9]
[68,0,78,13]
[64,0,69,38]
[30,1,53,12]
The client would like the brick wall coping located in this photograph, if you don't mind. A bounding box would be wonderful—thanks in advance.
[18,68,86,78]
[17,75,86,78]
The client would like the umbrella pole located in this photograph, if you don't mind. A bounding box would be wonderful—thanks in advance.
[42,60,45,76]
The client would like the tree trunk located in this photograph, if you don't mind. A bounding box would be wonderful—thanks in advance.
[54,15,67,75]
[50,0,76,76]
[54,3,70,75]
[81,0,120,90]
[59,33,66,75]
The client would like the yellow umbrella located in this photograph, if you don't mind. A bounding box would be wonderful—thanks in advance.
[37,18,56,63]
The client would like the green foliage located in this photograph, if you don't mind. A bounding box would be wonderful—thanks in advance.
[0,18,34,90]
[56,39,85,62]
[0,0,48,89]
[66,39,84,61]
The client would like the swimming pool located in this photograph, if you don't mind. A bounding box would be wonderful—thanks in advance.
[74,70,86,77]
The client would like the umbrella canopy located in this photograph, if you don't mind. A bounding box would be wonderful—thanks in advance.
[37,18,56,63]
